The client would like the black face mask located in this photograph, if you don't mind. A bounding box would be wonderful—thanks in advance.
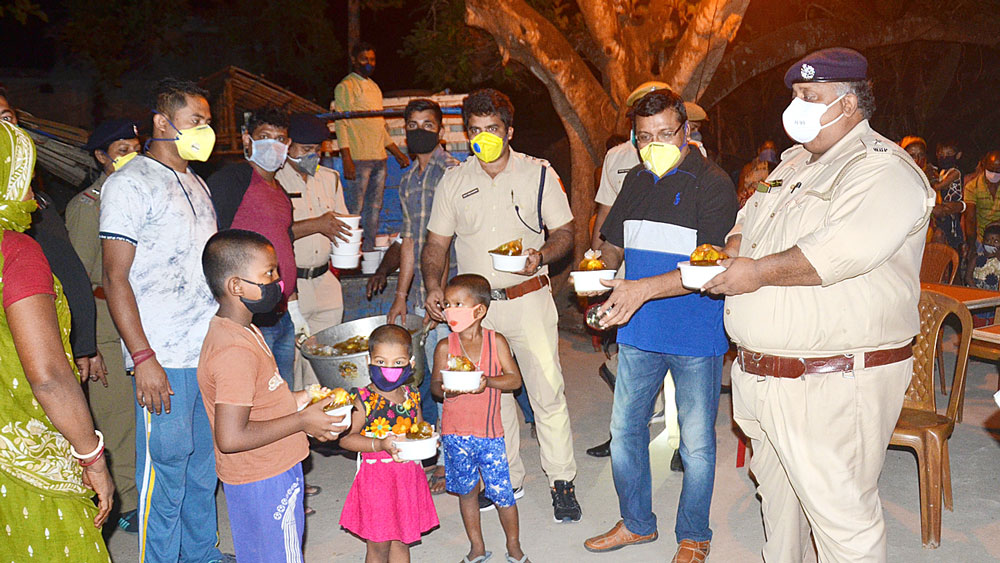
[405,128,440,155]
[938,156,958,170]
[239,278,283,314]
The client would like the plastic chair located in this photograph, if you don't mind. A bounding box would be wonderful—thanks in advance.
[919,242,959,284]
[889,290,971,548]
[919,242,960,395]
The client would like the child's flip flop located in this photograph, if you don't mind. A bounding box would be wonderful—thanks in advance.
[461,551,492,563]
[506,554,529,563]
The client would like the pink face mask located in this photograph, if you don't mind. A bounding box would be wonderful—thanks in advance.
[444,306,479,333]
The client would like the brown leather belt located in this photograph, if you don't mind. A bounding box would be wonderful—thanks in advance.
[736,344,912,379]
[93,286,106,300]
[491,275,549,301]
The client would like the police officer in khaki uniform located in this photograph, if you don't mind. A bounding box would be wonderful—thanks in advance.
[65,118,142,530]
[277,114,352,390]
[704,48,934,562]
[422,88,582,522]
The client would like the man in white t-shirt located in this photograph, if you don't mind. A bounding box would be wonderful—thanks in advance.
[100,78,224,563]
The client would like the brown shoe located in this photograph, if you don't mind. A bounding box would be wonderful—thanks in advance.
[584,520,658,553]
[672,539,711,563]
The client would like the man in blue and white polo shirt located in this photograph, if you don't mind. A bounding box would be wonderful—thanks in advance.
[583,89,737,562]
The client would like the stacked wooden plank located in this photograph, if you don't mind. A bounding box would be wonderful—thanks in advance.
[15,111,98,186]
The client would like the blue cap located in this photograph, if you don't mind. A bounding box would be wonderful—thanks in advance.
[84,118,139,152]
[784,48,868,88]
[288,114,329,145]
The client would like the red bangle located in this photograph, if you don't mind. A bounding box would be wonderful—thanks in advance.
[79,447,105,467]
[132,349,155,367]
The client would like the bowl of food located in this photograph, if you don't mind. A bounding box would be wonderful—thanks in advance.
[570,249,615,293]
[440,354,482,392]
[301,315,424,390]
[393,421,439,461]
[678,244,728,290]
[489,237,527,272]
[322,388,355,425]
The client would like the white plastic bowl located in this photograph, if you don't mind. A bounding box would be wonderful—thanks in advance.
[331,241,362,255]
[330,253,361,269]
[489,252,528,272]
[375,234,393,248]
[341,228,363,244]
[570,270,616,293]
[323,404,353,427]
[394,433,440,461]
[340,215,361,229]
[677,261,726,290]
[441,370,483,392]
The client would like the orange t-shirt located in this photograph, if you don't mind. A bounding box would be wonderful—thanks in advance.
[197,316,309,484]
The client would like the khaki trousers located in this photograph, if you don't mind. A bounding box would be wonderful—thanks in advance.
[87,296,137,510]
[484,287,576,487]
[293,271,344,390]
[731,358,912,563]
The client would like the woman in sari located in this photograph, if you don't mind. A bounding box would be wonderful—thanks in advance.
[0,120,114,561]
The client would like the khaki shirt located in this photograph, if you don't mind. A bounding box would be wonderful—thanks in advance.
[65,173,107,287]
[276,165,349,269]
[725,120,934,356]
[427,151,574,289]
[331,73,392,161]
[595,142,640,207]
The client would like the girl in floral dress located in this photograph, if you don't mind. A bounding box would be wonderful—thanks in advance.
[339,324,438,562]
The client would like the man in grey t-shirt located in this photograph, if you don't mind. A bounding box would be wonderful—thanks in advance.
[100,78,223,563]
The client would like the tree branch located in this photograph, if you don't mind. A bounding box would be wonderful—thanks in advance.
[662,0,750,102]
[465,0,615,162]
[699,15,1000,108]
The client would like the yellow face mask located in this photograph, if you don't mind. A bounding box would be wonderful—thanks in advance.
[639,142,682,178]
[174,125,216,162]
[111,151,138,172]
[470,131,504,163]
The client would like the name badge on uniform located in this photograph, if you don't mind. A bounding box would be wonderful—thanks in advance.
[288,192,302,199]
[462,188,479,199]
[755,179,783,193]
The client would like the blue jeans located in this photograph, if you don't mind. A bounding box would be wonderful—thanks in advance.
[515,384,534,424]
[342,159,387,251]
[135,368,221,562]
[259,314,295,388]
[610,344,722,542]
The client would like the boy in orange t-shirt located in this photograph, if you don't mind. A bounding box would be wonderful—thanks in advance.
[197,229,347,562]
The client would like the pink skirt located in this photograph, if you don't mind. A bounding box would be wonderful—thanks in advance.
[339,451,439,544]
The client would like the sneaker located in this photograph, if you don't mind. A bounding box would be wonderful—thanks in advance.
[551,480,582,522]
[479,486,524,511]
[117,509,138,534]
[209,554,237,563]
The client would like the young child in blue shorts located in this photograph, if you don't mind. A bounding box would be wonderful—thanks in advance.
[431,274,531,563]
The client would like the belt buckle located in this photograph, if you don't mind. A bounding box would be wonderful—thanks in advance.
[490,288,507,301]
[843,353,855,379]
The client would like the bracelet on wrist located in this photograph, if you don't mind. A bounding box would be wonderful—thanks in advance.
[70,430,104,460]
[79,447,105,467]
[132,348,155,367]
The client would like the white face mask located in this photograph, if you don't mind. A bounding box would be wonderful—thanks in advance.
[247,138,288,172]
[985,245,998,254]
[782,94,846,144]
[985,170,1000,184]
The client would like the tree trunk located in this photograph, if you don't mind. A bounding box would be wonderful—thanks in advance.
[662,0,750,102]
[700,15,1000,108]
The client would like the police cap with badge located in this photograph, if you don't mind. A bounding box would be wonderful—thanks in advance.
[84,118,139,153]
[784,47,868,88]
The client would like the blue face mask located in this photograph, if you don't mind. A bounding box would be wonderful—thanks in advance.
[359,63,375,77]
[368,364,412,392]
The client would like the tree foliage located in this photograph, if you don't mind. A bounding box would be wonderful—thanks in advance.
[0,0,47,25]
